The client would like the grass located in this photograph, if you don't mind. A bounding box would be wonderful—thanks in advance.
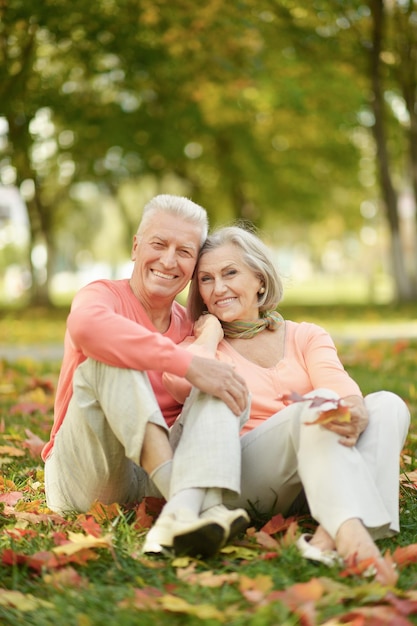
[1,305,417,624]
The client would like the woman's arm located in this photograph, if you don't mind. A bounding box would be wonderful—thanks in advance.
[163,314,224,403]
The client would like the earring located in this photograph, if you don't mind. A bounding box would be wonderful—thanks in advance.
[259,286,265,294]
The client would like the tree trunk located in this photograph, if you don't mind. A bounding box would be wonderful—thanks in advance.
[369,0,415,300]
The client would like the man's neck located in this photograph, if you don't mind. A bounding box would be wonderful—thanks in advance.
[129,280,172,333]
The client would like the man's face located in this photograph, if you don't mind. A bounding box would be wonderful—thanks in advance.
[131,212,202,303]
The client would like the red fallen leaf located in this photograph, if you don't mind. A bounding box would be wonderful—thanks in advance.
[2,547,100,572]
[10,402,50,416]
[257,552,281,561]
[340,556,377,578]
[330,605,413,625]
[266,578,324,626]
[280,391,306,405]
[119,586,163,610]
[52,531,70,546]
[78,515,102,538]
[133,500,154,530]
[4,528,38,540]
[261,513,295,536]
[27,376,55,394]
[142,496,165,518]
[253,530,280,550]
[305,404,351,426]
[0,491,24,505]
[386,591,417,616]
[392,543,417,567]
[279,392,352,425]
[43,566,88,590]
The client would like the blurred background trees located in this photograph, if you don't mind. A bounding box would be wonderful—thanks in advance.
[0,0,416,306]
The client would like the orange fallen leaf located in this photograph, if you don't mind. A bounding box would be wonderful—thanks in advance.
[392,543,417,567]
[133,500,154,530]
[0,445,25,457]
[261,513,295,535]
[87,500,121,522]
[305,404,351,426]
[239,574,274,604]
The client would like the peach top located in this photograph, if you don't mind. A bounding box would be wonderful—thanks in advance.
[163,320,361,434]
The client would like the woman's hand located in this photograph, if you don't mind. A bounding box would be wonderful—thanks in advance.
[193,314,224,345]
[324,395,368,447]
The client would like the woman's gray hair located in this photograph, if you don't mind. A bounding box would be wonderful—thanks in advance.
[137,194,208,246]
[187,225,284,321]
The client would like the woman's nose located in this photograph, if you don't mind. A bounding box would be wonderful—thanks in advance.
[213,278,227,294]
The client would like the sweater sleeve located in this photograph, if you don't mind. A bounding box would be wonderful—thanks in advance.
[295,322,362,398]
[67,281,193,377]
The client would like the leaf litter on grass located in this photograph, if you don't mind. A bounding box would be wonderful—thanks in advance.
[1,342,417,625]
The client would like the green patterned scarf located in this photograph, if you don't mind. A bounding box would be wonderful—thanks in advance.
[221,311,283,339]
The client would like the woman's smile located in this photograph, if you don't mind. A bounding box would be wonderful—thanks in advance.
[198,243,262,322]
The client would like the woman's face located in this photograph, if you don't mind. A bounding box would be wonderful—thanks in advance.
[197,243,263,322]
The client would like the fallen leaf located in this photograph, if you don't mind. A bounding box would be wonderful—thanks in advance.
[0,589,54,611]
[239,574,274,604]
[87,500,121,522]
[43,566,89,590]
[119,586,163,610]
[52,532,113,555]
[176,563,239,587]
[160,594,226,621]
[392,543,417,567]
[133,500,154,530]
[261,512,294,535]
[0,445,26,457]
[0,491,24,505]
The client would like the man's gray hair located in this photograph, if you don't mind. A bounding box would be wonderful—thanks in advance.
[138,194,208,246]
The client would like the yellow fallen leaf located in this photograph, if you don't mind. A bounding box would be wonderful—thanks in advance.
[0,589,54,611]
[160,594,226,621]
[52,532,113,555]
[220,544,259,560]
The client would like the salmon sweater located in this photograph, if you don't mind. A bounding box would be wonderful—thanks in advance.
[42,279,194,460]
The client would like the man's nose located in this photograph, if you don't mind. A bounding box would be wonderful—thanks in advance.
[160,247,176,267]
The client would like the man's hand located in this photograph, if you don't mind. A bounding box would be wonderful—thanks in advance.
[323,395,368,447]
[185,355,248,415]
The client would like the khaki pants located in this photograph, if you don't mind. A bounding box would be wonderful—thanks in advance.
[224,389,410,540]
[45,358,247,514]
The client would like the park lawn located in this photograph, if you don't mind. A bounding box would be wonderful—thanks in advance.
[1,310,417,624]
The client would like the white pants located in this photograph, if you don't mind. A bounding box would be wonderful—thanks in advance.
[45,359,247,514]
[224,389,410,540]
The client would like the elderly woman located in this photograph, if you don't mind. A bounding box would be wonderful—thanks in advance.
[163,225,410,585]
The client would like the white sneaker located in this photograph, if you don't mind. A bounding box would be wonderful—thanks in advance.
[142,508,225,557]
[200,505,250,544]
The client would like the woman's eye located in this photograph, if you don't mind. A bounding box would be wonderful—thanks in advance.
[199,275,212,283]
[225,269,237,277]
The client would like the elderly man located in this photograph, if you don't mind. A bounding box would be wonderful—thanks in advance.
[43,194,249,557]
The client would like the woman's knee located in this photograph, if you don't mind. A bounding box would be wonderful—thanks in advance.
[365,390,410,437]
